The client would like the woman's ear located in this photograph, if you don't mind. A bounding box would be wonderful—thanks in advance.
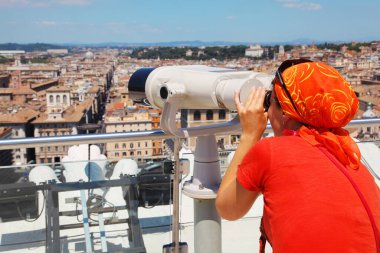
[282,114,291,127]
[283,114,303,130]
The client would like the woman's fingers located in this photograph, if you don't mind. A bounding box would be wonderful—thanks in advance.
[234,90,242,112]
[256,87,266,110]
[244,87,257,108]
[236,86,266,113]
[246,87,265,110]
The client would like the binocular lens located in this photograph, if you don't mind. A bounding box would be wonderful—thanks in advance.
[128,67,156,93]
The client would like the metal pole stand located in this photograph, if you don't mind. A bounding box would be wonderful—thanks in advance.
[182,135,221,253]
[159,91,239,253]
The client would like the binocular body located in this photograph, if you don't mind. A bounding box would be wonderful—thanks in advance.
[128,65,274,110]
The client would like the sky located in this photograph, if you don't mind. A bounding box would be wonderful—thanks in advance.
[0,0,379,44]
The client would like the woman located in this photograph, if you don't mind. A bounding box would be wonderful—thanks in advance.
[216,59,380,252]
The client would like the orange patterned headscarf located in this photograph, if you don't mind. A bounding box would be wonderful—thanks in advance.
[274,61,361,169]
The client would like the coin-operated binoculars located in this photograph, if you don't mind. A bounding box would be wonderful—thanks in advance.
[129,65,273,253]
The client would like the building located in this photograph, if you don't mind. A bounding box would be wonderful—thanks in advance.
[0,108,39,166]
[70,83,103,121]
[151,111,163,157]
[0,88,13,102]
[0,127,13,166]
[33,98,94,164]
[279,45,285,56]
[0,74,10,88]
[7,65,61,87]
[245,45,264,58]
[47,49,69,55]
[46,86,71,120]
[13,88,37,104]
[30,79,59,92]
[186,50,193,57]
[0,127,25,185]
[183,108,237,172]
[185,109,235,148]
[105,107,155,163]
[0,50,25,57]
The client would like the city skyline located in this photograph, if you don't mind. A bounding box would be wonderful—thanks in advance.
[1,0,380,44]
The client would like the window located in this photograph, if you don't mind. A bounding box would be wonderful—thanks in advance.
[55,146,58,152]
[130,151,134,156]
[63,95,68,104]
[115,152,119,157]
[49,95,54,103]
[115,144,119,149]
[145,151,148,155]
[130,143,134,148]
[206,110,213,120]
[56,95,61,103]
[122,152,127,156]
[145,142,148,147]
[122,143,126,148]
[40,147,43,152]
[47,146,51,151]
[219,110,226,120]
[137,151,141,155]
[194,110,201,121]
[138,142,140,148]
[15,130,19,137]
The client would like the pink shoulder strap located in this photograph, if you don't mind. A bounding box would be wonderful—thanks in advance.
[318,146,380,253]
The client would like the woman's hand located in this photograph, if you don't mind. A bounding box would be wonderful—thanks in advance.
[216,87,265,220]
[235,87,268,142]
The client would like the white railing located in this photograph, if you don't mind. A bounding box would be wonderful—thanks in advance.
[0,118,379,150]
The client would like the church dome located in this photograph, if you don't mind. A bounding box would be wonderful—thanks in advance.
[85,51,94,60]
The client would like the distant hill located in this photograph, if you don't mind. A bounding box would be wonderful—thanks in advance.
[58,41,251,48]
[62,39,380,48]
[0,43,69,52]
[1,39,379,51]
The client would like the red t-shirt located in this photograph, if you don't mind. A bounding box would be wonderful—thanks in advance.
[237,135,380,253]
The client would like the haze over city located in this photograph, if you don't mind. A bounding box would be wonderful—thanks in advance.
[1,0,380,44]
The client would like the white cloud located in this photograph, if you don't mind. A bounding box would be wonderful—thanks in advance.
[0,0,91,6]
[52,0,90,6]
[0,0,30,6]
[34,20,57,26]
[277,0,321,10]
